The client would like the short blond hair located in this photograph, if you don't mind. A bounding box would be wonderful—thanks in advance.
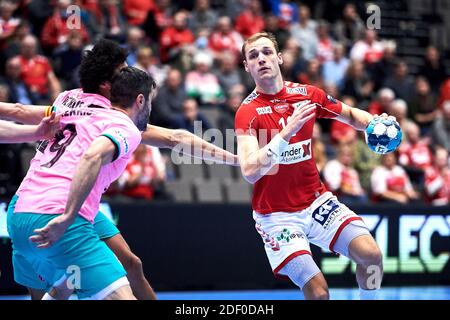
[241,32,279,61]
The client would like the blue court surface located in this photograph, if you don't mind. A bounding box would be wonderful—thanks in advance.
[1,286,450,300]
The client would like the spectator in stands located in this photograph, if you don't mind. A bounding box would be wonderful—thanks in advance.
[431,100,450,153]
[0,83,9,101]
[369,40,398,90]
[371,152,419,204]
[40,0,90,53]
[1,20,31,64]
[383,60,415,103]
[323,143,367,204]
[52,30,84,89]
[437,78,450,109]
[134,46,169,88]
[151,68,187,128]
[398,122,433,187]
[119,144,167,200]
[297,58,324,88]
[333,3,365,51]
[123,0,155,27]
[208,16,243,61]
[141,0,174,43]
[218,84,244,138]
[185,51,224,107]
[424,147,450,206]
[315,20,334,64]
[264,14,290,51]
[0,57,36,104]
[215,50,242,95]
[13,34,61,103]
[419,46,448,94]
[274,0,298,29]
[188,0,217,36]
[159,10,194,64]
[289,4,317,60]
[174,98,211,134]
[80,0,125,40]
[353,130,381,191]
[322,42,349,90]
[342,60,374,104]
[125,26,145,66]
[312,122,327,173]
[368,87,395,115]
[329,96,357,145]
[0,0,20,48]
[350,29,384,65]
[389,99,415,138]
[235,0,265,39]
[409,76,438,135]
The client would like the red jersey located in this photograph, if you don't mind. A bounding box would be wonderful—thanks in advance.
[235,81,343,214]
[424,166,450,205]
[399,141,433,170]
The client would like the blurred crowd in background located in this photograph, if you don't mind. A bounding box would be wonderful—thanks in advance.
[0,0,449,206]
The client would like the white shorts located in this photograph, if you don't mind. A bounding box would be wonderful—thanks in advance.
[253,192,368,277]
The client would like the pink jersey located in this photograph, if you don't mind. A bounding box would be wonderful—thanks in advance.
[15,89,141,222]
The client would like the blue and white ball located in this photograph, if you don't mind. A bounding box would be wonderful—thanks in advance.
[365,117,402,154]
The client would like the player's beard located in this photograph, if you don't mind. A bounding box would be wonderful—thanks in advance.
[136,99,151,131]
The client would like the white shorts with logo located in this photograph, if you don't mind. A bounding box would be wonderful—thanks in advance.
[253,192,368,277]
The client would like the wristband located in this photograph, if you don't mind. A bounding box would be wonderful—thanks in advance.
[266,134,289,163]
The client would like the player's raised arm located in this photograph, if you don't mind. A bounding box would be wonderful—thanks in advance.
[0,113,59,143]
[0,101,49,124]
[30,135,117,248]
[237,103,316,184]
[141,124,239,166]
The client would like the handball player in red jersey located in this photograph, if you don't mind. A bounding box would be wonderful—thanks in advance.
[235,32,390,300]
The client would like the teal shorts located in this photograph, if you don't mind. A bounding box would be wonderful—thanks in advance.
[93,210,120,240]
[7,195,127,299]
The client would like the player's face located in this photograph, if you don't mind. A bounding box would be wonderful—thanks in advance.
[136,92,152,131]
[244,37,283,82]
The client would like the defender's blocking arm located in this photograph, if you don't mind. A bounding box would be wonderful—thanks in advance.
[0,113,59,143]
[0,102,49,124]
[141,124,238,166]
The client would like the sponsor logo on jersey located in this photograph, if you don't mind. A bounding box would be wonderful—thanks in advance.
[279,139,312,164]
[256,106,272,115]
[270,98,286,104]
[286,86,308,96]
[327,94,337,104]
[275,228,305,244]
[274,103,289,114]
[292,100,311,110]
[242,91,259,104]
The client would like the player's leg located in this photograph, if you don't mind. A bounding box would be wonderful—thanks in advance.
[279,255,329,300]
[103,284,136,300]
[335,232,383,299]
[93,212,157,300]
[103,234,157,300]
[28,288,45,300]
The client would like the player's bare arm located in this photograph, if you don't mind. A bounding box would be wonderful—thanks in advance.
[0,113,59,143]
[142,124,238,165]
[238,103,316,184]
[0,101,48,124]
[29,136,117,248]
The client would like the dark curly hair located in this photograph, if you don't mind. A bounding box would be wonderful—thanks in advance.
[79,39,128,94]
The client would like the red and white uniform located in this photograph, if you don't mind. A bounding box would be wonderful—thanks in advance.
[235,81,368,276]
[399,141,433,170]
[424,166,450,205]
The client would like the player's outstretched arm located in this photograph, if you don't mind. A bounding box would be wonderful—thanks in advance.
[335,103,375,131]
[0,113,59,143]
[238,103,316,184]
[141,124,239,166]
[0,102,48,124]
[30,136,116,248]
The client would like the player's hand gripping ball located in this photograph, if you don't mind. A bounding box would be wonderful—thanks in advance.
[365,116,402,154]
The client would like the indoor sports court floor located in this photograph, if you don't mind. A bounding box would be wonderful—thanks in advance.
[1,286,450,300]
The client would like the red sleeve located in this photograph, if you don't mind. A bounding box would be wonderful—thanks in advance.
[234,104,258,137]
[311,86,343,119]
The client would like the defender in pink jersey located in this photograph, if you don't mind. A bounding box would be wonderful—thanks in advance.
[236,32,387,300]
[8,67,154,300]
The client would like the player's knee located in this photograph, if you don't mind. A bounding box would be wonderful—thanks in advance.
[360,246,383,267]
[310,286,329,300]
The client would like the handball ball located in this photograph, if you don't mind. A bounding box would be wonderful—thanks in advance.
[365,117,402,154]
